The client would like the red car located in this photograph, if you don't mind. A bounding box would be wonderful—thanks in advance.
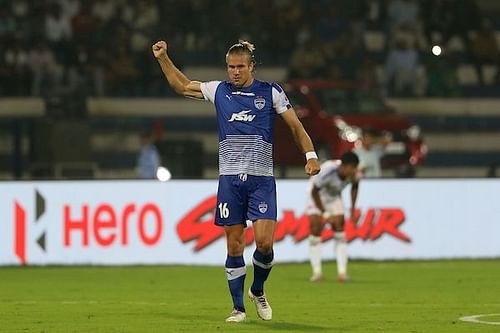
[274,80,427,177]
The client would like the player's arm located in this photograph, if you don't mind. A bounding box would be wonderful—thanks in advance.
[350,181,359,223]
[280,108,320,175]
[152,41,204,99]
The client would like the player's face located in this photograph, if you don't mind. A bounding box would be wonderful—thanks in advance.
[341,164,358,180]
[226,53,254,88]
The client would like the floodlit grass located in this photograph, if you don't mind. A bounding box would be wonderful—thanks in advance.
[1,260,499,332]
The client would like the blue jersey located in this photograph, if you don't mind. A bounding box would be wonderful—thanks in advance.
[201,79,292,176]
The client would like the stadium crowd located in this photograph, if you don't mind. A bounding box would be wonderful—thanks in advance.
[1,0,499,98]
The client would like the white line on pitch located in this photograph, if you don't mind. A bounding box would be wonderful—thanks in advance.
[459,313,500,326]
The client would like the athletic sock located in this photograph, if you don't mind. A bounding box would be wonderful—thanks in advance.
[251,249,274,296]
[334,232,348,276]
[309,235,322,275]
[225,255,246,312]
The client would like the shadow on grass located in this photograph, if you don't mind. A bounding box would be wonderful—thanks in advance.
[248,319,351,331]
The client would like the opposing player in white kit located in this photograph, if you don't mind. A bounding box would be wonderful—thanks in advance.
[306,152,360,282]
[152,40,320,322]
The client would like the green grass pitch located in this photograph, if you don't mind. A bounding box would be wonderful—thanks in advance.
[1,260,499,332]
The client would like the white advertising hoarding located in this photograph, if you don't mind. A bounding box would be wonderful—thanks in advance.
[1,179,499,266]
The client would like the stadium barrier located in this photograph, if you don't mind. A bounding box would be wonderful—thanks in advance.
[1,179,499,266]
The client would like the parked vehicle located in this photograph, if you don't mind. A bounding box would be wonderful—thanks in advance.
[274,80,427,177]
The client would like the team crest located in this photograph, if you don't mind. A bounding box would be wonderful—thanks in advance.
[254,97,266,110]
[258,202,268,213]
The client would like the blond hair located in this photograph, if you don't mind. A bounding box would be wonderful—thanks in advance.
[226,40,256,63]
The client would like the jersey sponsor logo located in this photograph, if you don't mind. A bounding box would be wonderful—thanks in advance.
[228,110,256,122]
[254,96,266,110]
[258,202,268,213]
[231,91,255,96]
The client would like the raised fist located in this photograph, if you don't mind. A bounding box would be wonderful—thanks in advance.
[152,41,167,58]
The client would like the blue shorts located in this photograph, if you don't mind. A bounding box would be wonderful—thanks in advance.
[215,174,277,226]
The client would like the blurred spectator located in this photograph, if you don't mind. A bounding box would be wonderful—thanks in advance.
[137,130,161,179]
[441,0,480,51]
[384,37,420,97]
[315,3,346,43]
[91,0,116,26]
[353,128,390,178]
[386,0,421,46]
[469,19,500,86]
[0,0,496,97]
[57,0,80,20]
[2,40,31,95]
[337,1,368,49]
[129,0,159,54]
[487,163,497,178]
[45,3,72,43]
[71,2,96,43]
[365,0,386,29]
[105,43,140,95]
[28,42,63,96]
[67,43,105,96]
[387,0,420,30]
[421,0,450,46]
[288,38,326,79]
[356,55,381,93]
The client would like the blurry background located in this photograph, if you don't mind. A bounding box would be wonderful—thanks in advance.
[1,0,500,180]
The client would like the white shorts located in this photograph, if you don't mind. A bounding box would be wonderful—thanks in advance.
[305,196,344,217]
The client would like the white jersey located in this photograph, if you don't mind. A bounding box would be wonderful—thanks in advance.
[305,160,356,216]
[309,160,354,200]
[353,144,384,178]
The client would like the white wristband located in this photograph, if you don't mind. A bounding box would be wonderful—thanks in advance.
[305,151,318,160]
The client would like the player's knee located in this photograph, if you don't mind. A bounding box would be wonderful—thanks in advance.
[227,238,245,256]
[309,235,322,246]
[255,239,273,255]
[309,215,323,236]
[331,216,345,232]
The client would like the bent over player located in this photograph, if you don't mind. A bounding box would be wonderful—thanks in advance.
[152,40,320,322]
[306,151,359,282]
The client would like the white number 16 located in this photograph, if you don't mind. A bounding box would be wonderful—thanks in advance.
[218,202,230,218]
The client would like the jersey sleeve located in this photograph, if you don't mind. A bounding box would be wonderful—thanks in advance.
[200,81,221,103]
[271,83,292,114]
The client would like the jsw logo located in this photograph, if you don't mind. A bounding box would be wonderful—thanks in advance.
[228,110,256,122]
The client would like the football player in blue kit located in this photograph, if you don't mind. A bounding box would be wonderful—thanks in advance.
[152,40,320,322]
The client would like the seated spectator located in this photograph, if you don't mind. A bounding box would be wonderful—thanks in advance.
[288,38,327,79]
[384,37,420,96]
[386,0,422,46]
[441,0,480,52]
[3,40,31,95]
[28,42,63,96]
[356,55,381,94]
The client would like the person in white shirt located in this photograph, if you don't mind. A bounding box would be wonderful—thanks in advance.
[306,152,360,282]
[353,128,390,178]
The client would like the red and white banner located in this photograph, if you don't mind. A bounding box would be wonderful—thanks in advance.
[1,179,499,266]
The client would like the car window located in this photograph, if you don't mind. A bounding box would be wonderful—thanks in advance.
[314,89,388,115]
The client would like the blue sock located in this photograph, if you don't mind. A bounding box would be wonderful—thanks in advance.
[251,249,274,296]
[225,255,246,312]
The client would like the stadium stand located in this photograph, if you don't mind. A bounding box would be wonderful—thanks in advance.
[1,0,500,179]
